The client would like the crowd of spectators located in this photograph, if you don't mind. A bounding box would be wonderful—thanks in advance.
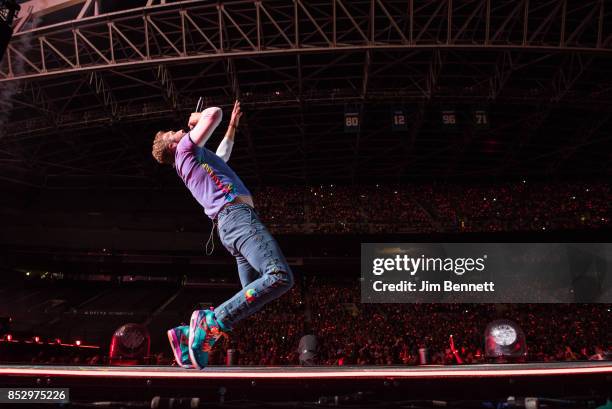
[221,285,305,366]
[3,280,609,366]
[251,181,610,233]
[2,180,609,366]
[220,281,610,366]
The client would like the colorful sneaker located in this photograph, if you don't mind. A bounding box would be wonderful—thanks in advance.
[188,309,227,369]
[167,326,192,368]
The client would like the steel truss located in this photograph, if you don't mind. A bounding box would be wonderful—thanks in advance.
[1,0,610,82]
[0,0,610,188]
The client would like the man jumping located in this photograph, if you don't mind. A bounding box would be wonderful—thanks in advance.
[151,101,294,369]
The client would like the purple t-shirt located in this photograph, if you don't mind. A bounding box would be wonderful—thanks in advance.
[174,133,251,220]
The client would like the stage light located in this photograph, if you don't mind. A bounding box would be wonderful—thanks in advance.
[75,340,81,346]
[6,334,12,341]
[34,336,40,343]
[109,324,151,366]
[298,334,318,366]
[484,319,526,361]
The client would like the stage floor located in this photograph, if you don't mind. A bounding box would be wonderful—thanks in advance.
[0,361,610,404]
[1,361,611,379]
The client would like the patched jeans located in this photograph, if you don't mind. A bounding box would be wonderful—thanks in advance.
[214,203,294,329]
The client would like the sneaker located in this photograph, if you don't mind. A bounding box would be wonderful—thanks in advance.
[167,326,192,368]
[188,309,227,369]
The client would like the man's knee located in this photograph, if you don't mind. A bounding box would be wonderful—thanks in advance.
[280,268,294,289]
[266,263,294,292]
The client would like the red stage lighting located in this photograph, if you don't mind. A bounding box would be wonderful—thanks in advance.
[109,323,150,366]
[75,340,82,346]
[34,336,40,343]
[6,334,12,342]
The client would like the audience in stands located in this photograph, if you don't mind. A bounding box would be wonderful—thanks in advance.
[3,281,609,366]
[221,282,610,366]
[249,181,610,234]
[1,181,610,365]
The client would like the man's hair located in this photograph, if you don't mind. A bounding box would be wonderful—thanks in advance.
[152,130,175,165]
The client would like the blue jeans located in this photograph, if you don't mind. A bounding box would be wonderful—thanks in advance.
[214,203,294,329]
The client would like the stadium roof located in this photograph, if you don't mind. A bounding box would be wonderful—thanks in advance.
[1,0,611,189]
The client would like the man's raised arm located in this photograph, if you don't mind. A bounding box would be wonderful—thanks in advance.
[188,106,223,147]
[216,100,243,162]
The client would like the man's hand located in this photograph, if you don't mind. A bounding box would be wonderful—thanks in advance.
[229,100,243,128]
[188,112,201,130]
[216,100,241,161]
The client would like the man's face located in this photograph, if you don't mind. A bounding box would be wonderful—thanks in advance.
[164,130,186,149]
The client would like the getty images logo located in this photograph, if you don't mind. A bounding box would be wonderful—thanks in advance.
[372,254,488,276]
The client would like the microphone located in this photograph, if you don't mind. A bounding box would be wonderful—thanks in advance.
[195,97,204,113]
[189,97,205,131]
